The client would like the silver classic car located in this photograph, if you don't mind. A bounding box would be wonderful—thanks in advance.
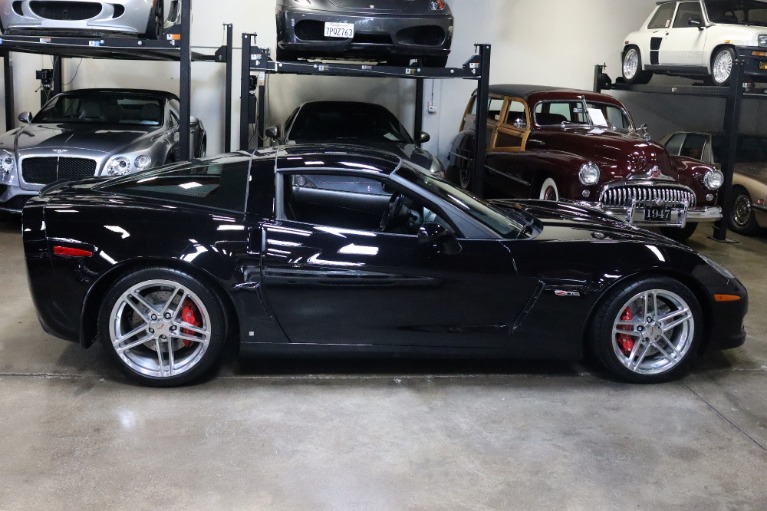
[0,88,205,213]
[0,0,180,38]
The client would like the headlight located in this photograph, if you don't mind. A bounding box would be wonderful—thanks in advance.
[105,156,131,176]
[759,34,767,47]
[578,162,600,186]
[704,169,724,190]
[699,253,736,279]
[0,150,15,175]
[134,154,152,171]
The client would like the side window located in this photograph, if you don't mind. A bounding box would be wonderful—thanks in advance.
[488,97,505,122]
[283,172,446,235]
[534,102,575,125]
[648,3,677,29]
[680,134,708,160]
[665,133,686,156]
[504,100,527,127]
[673,2,703,27]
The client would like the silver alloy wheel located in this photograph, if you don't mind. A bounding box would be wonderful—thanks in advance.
[732,192,753,228]
[611,288,695,375]
[712,49,734,84]
[108,279,212,379]
[623,48,640,80]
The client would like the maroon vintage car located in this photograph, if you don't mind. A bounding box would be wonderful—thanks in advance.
[447,84,724,240]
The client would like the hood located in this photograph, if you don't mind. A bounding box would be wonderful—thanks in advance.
[6,123,155,155]
[493,198,687,246]
[532,127,678,181]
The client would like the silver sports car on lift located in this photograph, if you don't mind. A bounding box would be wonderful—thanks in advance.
[275,0,453,66]
[0,88,206,213]
[0,0,180,38]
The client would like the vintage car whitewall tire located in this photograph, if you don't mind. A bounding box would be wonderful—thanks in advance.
[98,267,227,387]
[538,178,559,201]
[589,277,701,383]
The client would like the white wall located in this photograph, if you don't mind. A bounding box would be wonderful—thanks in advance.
[2,0,766,158]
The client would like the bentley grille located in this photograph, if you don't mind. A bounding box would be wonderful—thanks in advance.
[22,157,98,184]
[29,2,104,21]
[599,184,697,207]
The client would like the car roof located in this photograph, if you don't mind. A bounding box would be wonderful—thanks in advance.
[488,84,625,106]
[272,144,402,174]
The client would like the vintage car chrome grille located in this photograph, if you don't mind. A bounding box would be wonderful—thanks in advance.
[599,184,697,207]
[29,2,102,21]
[22,157,98,184]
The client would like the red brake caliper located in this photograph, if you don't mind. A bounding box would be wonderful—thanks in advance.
[180,299,201,348]
[618,307,635,356]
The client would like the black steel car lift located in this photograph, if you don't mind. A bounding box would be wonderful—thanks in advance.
[239,35,492,197]
[0,0,234,160]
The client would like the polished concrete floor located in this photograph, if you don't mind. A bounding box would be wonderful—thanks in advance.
[0,216,765,511]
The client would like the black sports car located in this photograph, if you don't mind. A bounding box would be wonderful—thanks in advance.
[271,101,444,175]
[22,146,747,386]
[275,0,453,66]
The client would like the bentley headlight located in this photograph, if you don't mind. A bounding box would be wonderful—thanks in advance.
[759,34,767,47]
[578,161,600,186]
[704,169,724,190]
[105,156,131,176]
[0,150,15,175]
[134,154,152,171]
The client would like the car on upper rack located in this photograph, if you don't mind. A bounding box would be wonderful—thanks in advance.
[621,0,767,86]
[446,84,725,241]
[268,100,444,176]
[662,130,767,234]
[274,0,453,66]
[22,145,747,387]
[0,88,206,213]
[0,0,181,38]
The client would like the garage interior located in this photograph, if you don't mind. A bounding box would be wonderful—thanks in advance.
[1,0,767,509]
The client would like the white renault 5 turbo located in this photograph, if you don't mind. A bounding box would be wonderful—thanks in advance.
[622,0,767,85]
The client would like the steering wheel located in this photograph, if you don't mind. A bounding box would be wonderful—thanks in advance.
[380,193,406,231]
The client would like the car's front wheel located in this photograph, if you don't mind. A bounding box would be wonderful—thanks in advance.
[727,185,760,235]
[98,268,227,387]
[622,46,653,85]
[710,46,736,86]
[589,277,701,383]
[538,177,559,201]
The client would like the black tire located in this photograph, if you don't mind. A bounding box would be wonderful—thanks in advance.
[589,277,702,383]
[727,185,760,235]
[660,222,697,242]
[98,267,227,387]
[622,46,653,85]
[709,46,736,86]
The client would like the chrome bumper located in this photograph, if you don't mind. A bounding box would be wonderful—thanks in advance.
[576,201,722,227]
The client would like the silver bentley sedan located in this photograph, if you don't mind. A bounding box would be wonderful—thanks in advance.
[0,0,180,38]
[0,88,206,213]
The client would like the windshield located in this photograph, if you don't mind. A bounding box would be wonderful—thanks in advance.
[534,100,633,130]
[33,93,165,126]
[704,0,767,25]
[289,103,413,144]
[395,164,528,239]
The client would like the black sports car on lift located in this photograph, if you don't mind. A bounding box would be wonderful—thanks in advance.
[270,101,444,175]
[23,146,747,387]
[275,0,453,66]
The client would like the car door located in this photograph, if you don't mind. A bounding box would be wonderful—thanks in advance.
[659,1,708,67]
[257,169,530,349]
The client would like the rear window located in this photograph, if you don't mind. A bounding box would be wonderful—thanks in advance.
[100,161,250,212]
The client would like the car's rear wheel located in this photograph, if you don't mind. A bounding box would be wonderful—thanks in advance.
[727,185,760,235]
[659,222,697,242]
[622,47,653,85]
[538,177,559,201]
[98,268,227,387]
[589,277,701,383]
[710,46,736,86]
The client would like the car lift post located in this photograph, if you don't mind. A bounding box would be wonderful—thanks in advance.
[472,44,491,197]
[178,0,192,160]
[2,52,13,131]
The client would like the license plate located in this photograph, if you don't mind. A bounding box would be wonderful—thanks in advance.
[643,205,673,222]
[324,22,354,39]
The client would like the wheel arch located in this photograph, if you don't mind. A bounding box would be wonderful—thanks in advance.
[579,269,714,357]
[708,43,736,72]
[80,258,240,350]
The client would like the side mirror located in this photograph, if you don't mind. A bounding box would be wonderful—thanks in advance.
[18,112,33,124]
[417,131,431,144]
[265,126,281,141]
[418,222,461,255]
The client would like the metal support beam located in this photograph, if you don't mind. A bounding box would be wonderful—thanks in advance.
[2,52,13,131]
[224,24,233,152]
[713,59,745,241]
[53,57,62,95]
[178,0,192,160]
[472,44,491,197]
[415,78,424,145]
[239,34,253,151]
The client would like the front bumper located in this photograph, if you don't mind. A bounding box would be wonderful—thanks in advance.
[276,7,453,60]
[0,185,35,214]
[583,202,722,228]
